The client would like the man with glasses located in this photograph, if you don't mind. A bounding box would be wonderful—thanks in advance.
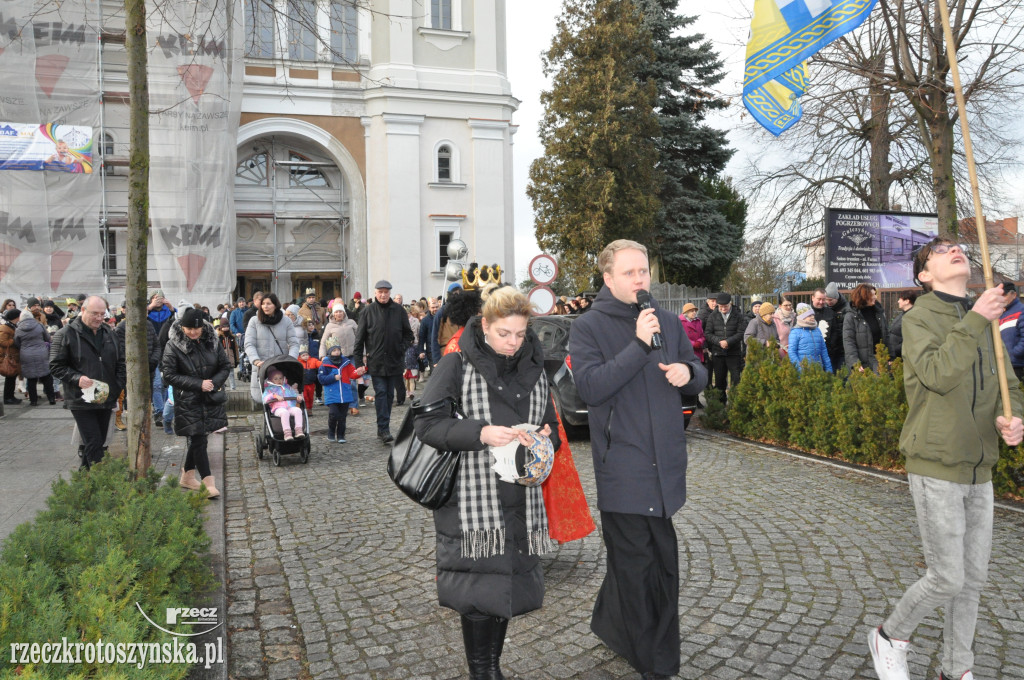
[867,238,1023,680]
[49,296,126,468]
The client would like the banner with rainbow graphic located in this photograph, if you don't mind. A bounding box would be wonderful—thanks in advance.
[0,123,93,173]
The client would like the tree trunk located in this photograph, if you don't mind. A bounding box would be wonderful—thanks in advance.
[866,57,892,211]
[928,101,957,237]
[125,0,153,475]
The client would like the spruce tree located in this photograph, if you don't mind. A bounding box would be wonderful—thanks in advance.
[528,0,661,291]
[634,0,741,288]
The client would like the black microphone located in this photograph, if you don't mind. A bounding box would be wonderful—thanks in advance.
[635,290,663,350]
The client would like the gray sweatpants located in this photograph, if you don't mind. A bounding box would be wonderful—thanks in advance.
[884,473,993,677]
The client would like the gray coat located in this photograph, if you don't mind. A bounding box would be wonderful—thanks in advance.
[414,318,560,618]
[244,311,301,401]
[569,286,707,517]
[743,316,779,348]
[14,317,51,378]
[843,302,890,371]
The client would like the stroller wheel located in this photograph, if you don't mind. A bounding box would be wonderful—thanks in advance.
[273,446,281,466]
[300,439,310,464]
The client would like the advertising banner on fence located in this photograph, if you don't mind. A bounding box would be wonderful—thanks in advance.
[825,208,938,288]
[0,123,93,173]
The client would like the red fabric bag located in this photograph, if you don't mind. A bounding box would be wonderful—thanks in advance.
[542,410,596,544]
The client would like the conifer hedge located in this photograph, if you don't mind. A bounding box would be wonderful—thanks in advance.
[709,340,1024,499]
[0,459,214,678]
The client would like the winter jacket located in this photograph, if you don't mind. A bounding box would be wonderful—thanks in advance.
[999,297,1024,367]
[13,317,51,379]
[317,355,360,405]
[773,311,795,354]
[843,302,890,371]
[147,304,174,338]
[299,356,321,385]
[244,310,301,402]
[680,316,705,362]
[697,303,715,331]
[229,307,247,335]
[788,326,832,372]
[889,311,907,358]
[48,317,125,410]
[160,321,231,437]
[414,317,560,619]
[319,318,356,358]
[263,382,300,409]
[825,297,849,370]
[0,321,19,378]
[114,318,161,375]
[743,316,779,349]
[568,286,707,517]
[217,329,239,367]
[353,299,413,376]
[704,308,745,356]
[900,291,1024,484]
[418,312,435,364]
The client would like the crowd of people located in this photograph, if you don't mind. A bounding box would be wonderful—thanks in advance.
[674,282,929,399]
[5,237,1023,680]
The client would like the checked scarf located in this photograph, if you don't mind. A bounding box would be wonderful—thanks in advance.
[458,358,553,559]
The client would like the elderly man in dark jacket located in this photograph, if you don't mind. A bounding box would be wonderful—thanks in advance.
[353,280,413,443]
[704,292,745,395]
[569,240,707,680]
[49,295,126,468]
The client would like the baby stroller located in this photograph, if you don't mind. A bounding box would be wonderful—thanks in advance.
[253,354,311,466]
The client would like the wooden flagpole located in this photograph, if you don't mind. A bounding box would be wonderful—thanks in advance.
[934,0,1013,419]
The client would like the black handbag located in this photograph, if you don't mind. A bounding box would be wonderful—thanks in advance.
[205,387,228,405]
[387,396,464,510]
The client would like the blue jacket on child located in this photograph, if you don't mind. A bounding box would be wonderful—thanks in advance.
[788,326,833,372]
[318,354,359,405]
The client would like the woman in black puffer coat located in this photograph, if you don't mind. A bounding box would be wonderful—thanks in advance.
[414,287,560,680]
[161,307,231,498]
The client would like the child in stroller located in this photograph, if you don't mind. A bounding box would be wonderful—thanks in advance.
[262,367,305,440]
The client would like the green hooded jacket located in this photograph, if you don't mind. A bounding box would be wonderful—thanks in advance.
[899,291,1023,484]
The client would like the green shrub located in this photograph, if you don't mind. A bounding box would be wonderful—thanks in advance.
[724,341,1022,500]
[701,388,728,430]
[0,459,214,679]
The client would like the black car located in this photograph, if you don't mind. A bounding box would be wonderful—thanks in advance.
[531,314,697,433]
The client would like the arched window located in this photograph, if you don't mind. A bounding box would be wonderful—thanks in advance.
[437,145,452,182]
[236,152,269,186]
[288,152,330,187]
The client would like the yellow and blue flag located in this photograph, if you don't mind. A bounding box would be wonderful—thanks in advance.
[744,0,878,136]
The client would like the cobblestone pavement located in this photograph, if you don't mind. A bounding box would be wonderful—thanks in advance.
[221,405,1024,680]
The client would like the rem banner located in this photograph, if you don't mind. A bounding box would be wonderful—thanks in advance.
[824,208,938,288]
[0,0,102,295]
[147,0,243,295]
[0,123,94,173]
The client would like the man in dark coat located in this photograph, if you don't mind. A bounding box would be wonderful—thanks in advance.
[49,295,126,468]
[704,292,745,395]
[569,240,707,680]
[353,280,413,442]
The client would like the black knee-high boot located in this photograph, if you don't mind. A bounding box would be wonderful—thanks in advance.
[488,617,508,679]
[460,615,507,680]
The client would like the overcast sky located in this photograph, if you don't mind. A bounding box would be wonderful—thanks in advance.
[505,1,755,283]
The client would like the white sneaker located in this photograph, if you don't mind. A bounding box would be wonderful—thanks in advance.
[868,627,910,680]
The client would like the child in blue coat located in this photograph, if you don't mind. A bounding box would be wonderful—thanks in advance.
[318,343,365,443]
[789,303,833,372]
